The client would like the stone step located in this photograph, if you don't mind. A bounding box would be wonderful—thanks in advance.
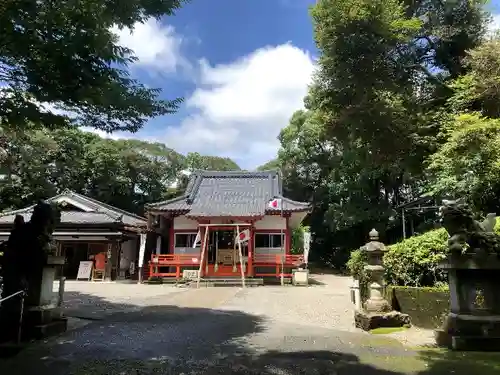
[190,277,264,287]
[24,318,68,341]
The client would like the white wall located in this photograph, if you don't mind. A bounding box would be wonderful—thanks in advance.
[120,238,137,270]
[254,215,286,230]
[173,215,199,230]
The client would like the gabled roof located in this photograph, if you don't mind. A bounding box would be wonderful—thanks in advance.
[0,190,147,227]
[146,170,311,217]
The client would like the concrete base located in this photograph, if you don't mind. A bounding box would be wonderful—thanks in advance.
[354,310,411,331]
[26,318,68,341]
[22,304,68,341]
[292,269,309,286]
[435,313,500,351]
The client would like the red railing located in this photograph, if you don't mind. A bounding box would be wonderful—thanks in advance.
[253,254,304,265]
[253,254,304,278]
[148,253,304,279]
[149,254,201,279]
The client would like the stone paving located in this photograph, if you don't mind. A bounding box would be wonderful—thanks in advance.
[0,275,454,374]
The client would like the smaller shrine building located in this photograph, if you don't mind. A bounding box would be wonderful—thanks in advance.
[0,190,147,281]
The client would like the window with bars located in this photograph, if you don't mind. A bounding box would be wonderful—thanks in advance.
[174,233,199,248]
[254,233,284,248]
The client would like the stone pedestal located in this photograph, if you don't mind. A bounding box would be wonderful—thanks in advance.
[354,229,411,331]
[22,256,67,340]
[292,269,309,286]
[437,253,500,350]
[355,310,411,331]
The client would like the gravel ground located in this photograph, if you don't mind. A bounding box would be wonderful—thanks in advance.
[220,275,358,332]
[0,275,445,374]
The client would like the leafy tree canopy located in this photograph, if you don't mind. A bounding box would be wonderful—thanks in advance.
[0,128,240,214]
[0,0,187,133]
[185,152,241,172]
[276,0,489,265]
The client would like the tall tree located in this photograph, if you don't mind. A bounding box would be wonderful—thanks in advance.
[0,0,186,132]
[277,0,488,265]
[427,113,500,213]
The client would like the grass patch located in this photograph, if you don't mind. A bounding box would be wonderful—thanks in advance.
[415,348,500,375]
[369,326,408,335]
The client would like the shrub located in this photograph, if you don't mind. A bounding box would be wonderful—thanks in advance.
[346,248,369,300]
[347,217,500,292]
[347,228,449,288]
[384,228,449,287]
[291,224,310,255]
[388,286,450,329]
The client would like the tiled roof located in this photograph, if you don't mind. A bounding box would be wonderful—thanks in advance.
[147,170,311,217]
[0,190,147,227]
[0,211,119,225]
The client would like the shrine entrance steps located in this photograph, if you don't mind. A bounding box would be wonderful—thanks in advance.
[145,276,298,287]
[188,277,264,287]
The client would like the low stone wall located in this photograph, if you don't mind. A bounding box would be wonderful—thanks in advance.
[387,286,450,329]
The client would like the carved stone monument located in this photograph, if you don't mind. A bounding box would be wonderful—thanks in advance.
[354,229,411,331]
[436,200,500,350]
[0,201,67,344]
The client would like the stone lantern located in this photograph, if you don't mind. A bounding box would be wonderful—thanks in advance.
[354,229,410,331]
[362,229,391,313]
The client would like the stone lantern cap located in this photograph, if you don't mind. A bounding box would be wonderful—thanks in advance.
[360,229,387,253]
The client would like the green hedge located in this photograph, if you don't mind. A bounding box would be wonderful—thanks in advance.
[384,228,449,287]
[348,218,500,289]
[388,286,450,329]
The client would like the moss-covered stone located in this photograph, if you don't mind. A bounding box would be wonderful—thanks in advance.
[354,310,411,331]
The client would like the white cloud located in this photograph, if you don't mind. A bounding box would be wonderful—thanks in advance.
[487,13,500,36]
[111,18,185,72]
[79,127,128,140]
[161,43,315,169]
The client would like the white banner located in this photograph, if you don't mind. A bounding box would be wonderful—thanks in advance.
[193,230,201,248]
[138,233,147,268]
[303,232,311,264]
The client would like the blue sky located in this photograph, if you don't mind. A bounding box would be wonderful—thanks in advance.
[100,0,500,170]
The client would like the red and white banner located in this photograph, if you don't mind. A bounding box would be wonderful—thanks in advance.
[192,230,201,248]
[268,198,282,210]
[236,229,250,243]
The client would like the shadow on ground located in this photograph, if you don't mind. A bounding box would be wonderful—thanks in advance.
[1,291,500,374]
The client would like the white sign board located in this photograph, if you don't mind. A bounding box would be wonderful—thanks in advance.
[182,270,200,280]
[76,261,93,280]
[303,232,311,264]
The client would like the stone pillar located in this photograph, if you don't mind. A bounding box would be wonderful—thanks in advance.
[23,256,68,340]
[354,229,410,331]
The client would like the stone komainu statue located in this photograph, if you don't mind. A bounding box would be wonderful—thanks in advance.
[1,201,61,304]
[439,199,500,254]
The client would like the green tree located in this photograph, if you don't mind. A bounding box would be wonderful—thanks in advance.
[427,113,500,213]
[448,35,500,118]
[0,0,186,132]
[277,0,487,266]
[256,159,281,172]
[0,128,186,214]
[185,152,241,171]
